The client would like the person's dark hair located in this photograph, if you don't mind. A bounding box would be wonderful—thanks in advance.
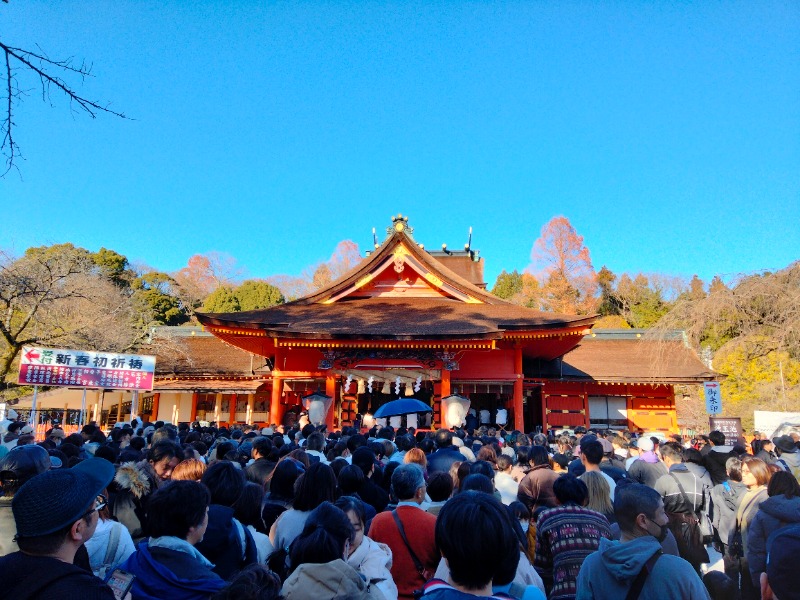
[702,571,740,600]
[209,564,282,600]
[469,460,495,481]
[337,464,365,496]
[529,445,550,467]
[293,462,337,511]
[659,441,684,463]
[708,430,726,447]
[768,470,800,498]
[129,437,146,452]
[251,436,273,459]
[436,491,519,590]
[351,447,377,477]
[460,473,494,495]
[94,445,117,464]
[215,441,235,461]
[65,433,84,447]
[202,461,246,507]
[581,441,604,465]
[267,458,304,501]
[553,473,588,505]
[334,495,366,526]
[515,446,530,466]
[152,427,178,444]
[233,482,266,530]
[58,442,80,460]
[508,500,530,522]
[395,434,414,453]
[391,463,426,501]
[287,502,353,573]
[147,440,181,465]
[614,482,661,533]
[434,428,453,449]
[346,434,367,453]
[426,471,454,502]
[682,447,704,466]
[147,480,210,539]
[419,437,435,454]
[306,432,325,452]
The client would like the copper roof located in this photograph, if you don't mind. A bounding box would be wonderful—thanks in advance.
[198,296,595,340]
[525,338,718,383]
[150,335,265,377]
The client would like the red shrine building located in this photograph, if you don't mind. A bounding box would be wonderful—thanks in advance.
[185,215,717,434]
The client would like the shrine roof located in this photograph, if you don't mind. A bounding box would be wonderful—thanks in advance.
[526,334,719,383]
[196,215,596,339]
[198,296,595,340]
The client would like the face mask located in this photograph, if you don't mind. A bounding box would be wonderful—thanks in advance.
[647,517,668,543]
[519,521,529,533]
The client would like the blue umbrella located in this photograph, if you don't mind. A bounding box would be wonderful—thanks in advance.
[373,398,433,418]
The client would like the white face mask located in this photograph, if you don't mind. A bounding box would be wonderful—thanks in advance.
[519,521,529,533]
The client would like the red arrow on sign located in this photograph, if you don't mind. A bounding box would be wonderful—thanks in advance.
[24,349,41,362]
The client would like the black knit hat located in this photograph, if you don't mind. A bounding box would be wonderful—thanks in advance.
[12,457,114,538]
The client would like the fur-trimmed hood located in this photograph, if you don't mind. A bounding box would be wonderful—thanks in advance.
[114,461,153,499]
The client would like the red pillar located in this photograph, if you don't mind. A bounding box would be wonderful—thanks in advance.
[326,375,336,431]
[190,392,199,422]
[440,370,451,429]
[270,376,282,428]
[513,345,524,432]
[229,393,237,425]
[151,393,160,422]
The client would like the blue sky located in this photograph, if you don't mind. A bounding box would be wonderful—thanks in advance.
[2,2,798,289]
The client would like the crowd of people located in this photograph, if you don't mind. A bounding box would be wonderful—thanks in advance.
[1,417,799,600]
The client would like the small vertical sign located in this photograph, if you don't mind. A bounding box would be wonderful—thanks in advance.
[704,382,722,415]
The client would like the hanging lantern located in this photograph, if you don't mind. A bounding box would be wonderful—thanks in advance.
[404,380,414,396]
[357,378,366,394]
[381,380,391,395]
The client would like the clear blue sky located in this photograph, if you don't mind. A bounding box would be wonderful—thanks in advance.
[2,2,798,289]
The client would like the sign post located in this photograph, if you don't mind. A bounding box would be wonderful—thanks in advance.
[704,382,722,415]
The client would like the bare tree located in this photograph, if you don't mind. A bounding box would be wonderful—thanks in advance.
[1,20,128,175]
[0,246,145,396]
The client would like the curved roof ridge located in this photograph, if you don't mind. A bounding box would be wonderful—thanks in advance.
[294,225,509,306]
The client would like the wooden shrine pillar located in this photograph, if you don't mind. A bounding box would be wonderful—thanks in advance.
[326,375,336,431]
[247,393,255,424]
[215,392,223,424]
[151,393,160,422]
[513,345,524,432]
[190,392,199,422]
[116,395,123,423]
[440,370,451,429]
[270,375,283,427]
[229,393,237,425]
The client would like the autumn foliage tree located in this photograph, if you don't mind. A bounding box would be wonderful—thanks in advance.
[269,240,362,301]
[172,252,243,313]
[528,216,598,315]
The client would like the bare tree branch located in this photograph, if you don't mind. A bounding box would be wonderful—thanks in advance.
[0,39,129,176]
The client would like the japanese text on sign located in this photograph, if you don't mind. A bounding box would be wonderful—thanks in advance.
[18,346,156,391]
[704,382,722,414]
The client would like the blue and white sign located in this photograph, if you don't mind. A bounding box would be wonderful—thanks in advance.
[704,382,722,415]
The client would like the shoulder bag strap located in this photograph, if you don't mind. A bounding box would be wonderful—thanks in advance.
[669,473,696,513]
[736,491,761,527]
[391,510,426,575]
[625,551,662,600]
